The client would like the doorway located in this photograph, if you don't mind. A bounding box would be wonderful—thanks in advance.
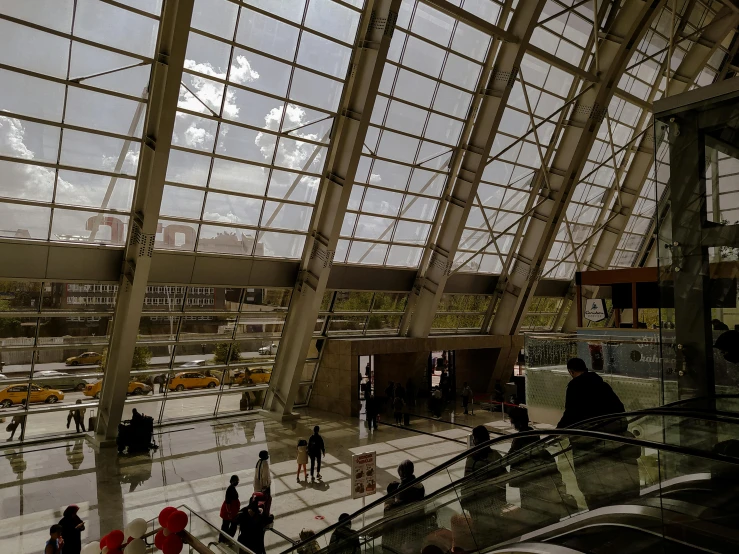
[428,350,455,405]
[358,355,374,416]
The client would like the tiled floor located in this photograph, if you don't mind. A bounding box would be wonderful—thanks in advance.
[0,406,512,553]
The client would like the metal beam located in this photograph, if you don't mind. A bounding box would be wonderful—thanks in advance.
[527,44,600,83]
[419,0,519,44]
[401,0,547,338]
[94,0,195,441]
[491,0,667,336]
[262,0,401,420]
[561,3,739,331]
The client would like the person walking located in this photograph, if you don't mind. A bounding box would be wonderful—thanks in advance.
[253,450,272,514]
[8,413,25,441]
[296,438,309,482]
[219,475,240,542]
[67,400,86,433]
[461,382,472,415]
[393,394,404,425]
[45,524,64,554]
[308,426,325,481]
[365,395,378,431]
[58,505,84,554]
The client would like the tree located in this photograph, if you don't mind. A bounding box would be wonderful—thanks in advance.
[214,342,240,365]
[100,345,152,372]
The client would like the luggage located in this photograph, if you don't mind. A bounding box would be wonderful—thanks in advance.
[88,411,97,432]
[116,415,156,454]
[403,412,410,426]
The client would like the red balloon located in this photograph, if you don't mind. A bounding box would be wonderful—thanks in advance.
[166,510,188,533]
[163,533,183,554]
[107,529,125,549]
[154,529,166,550]
[158,506,177,528]
[100,534,109,549]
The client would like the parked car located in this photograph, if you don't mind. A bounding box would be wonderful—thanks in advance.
[168,372,219,391]
[0,383,64,407]
[65,352,103,366]
[179,360,206,369]
[258,343,277,355]
[35,370,89,391]
[84,380,152,399]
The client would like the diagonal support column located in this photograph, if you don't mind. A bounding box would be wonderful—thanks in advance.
[94,0,195,442]
[560,4,739,331]
[403,0,547,338]
[263,0,401,420]
[491,0,667,336]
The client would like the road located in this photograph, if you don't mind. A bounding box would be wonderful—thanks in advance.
[1,351,272,376]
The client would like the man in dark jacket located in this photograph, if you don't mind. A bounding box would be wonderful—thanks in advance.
[329,513,360,554]
[557,357,625,429]
[308,426,325,480]
[557,358,637,510]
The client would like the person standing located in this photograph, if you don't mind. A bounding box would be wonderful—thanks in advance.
[219,475,240,542]
[296,438,309,483]
[329,513,360,554]
[365,395,378,431]
[557,357,625,428]
[557,357,637,510]
[58,505,84,554]
[297,529,321,554]
[237,500,271,554]
[254,450,271,495]
[308,426,325,481]
[393,394,404,425]
[461,382,472,415]
[45,525,64,554]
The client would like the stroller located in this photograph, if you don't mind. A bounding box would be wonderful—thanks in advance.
[117,414,157,454]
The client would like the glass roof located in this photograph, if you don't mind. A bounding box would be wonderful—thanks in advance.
[0,0,734,276]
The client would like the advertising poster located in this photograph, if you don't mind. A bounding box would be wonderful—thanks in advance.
[351,451,376,499]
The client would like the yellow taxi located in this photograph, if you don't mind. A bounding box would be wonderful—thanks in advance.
[0,383,64,407]
[65,352,103,366]
[243,367,272,385]
[168,372,220,392]
[84,380,152,399]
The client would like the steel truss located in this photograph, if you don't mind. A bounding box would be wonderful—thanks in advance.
[490,0,668,337]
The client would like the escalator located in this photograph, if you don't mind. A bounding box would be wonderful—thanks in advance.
[276,399,739,554]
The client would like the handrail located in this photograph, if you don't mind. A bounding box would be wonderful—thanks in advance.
[279,417,739,553]
[174,503,258,554]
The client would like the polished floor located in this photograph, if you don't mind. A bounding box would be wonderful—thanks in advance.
[0,405,525,553]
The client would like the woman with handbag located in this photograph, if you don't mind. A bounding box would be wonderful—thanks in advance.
[219,475,240,542]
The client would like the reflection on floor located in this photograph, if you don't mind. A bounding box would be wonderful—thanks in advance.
[0,407,512,553]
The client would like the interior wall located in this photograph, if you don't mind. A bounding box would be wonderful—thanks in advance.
[309,335,523,418]
[373,352,428,406]
[455,348,500,394]
[310,340,358,417]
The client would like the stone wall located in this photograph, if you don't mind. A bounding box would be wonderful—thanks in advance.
[309,340,358,417]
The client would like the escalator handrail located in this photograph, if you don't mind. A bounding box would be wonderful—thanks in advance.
[572,407,739,431]
[653,393,739,411]
[279,423,739,554]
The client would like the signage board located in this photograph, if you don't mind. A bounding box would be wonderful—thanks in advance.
[583,299,608,322]
[351,451,376,499]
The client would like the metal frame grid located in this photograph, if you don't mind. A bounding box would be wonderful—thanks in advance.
[0,0,736,434]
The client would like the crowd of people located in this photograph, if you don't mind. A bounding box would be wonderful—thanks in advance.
[41,354,643,554]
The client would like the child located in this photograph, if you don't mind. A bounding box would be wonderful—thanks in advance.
[296,439,308,483]
[297,529,320,554]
